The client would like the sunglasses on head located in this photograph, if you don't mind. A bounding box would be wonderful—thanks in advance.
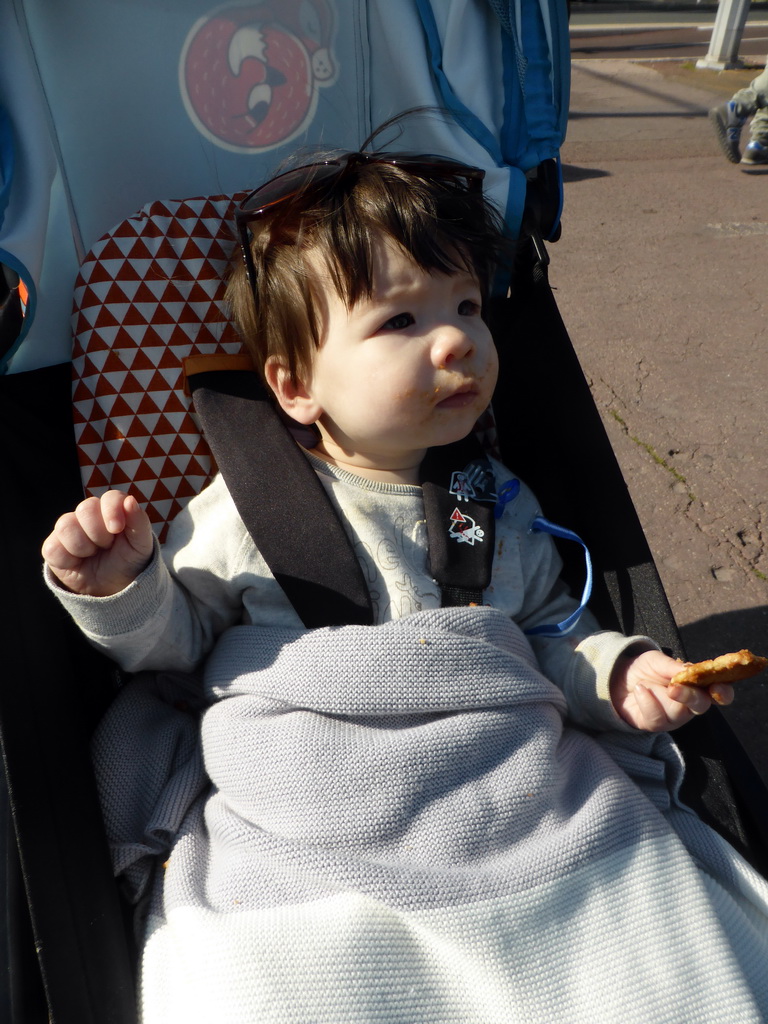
[234,151,486,302]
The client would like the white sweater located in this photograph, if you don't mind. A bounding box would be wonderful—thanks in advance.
[47,453,655,732]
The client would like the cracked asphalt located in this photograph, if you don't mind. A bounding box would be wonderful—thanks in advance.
[552,58,768,779]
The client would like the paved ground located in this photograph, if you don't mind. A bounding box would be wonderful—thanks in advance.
[553,57,768,778]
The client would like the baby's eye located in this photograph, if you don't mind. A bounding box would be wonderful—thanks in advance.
[380,312,415,331]
[458,299,481,316]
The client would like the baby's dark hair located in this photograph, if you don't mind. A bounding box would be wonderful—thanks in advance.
[226,155,511,385]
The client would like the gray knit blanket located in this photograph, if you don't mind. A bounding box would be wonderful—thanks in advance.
[94,607,768,1024]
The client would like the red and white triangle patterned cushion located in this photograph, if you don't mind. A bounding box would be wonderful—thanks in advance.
[72,194,247,541]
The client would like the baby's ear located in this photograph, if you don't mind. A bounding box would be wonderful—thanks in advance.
[264,357,321,426]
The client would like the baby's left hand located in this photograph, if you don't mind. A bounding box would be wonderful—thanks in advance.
[611,649,734,731]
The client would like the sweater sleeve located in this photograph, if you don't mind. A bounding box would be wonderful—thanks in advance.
[43,476,254,674]
[487,464,659,732]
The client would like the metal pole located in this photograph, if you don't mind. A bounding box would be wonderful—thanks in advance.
[697,0,752,70]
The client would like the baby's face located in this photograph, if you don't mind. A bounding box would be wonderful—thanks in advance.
[304,235,498,483]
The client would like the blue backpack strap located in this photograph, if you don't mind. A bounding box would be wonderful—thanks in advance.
[415,0,504,166]
[413,0,568,241]
[411,0,568,280]
[485,0,570,171]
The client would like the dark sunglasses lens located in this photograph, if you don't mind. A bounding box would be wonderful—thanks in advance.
[240,161,343,217]
[237,153,484,224]
[386,155,485,189]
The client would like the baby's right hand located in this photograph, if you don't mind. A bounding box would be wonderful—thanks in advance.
[42,490,154,597]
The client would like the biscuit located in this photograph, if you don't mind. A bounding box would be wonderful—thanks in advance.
[671,650,767,692]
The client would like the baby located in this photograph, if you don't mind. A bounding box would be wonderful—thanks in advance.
[42,151,730,730]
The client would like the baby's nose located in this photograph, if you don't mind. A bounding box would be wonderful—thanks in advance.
[431,327,474,366]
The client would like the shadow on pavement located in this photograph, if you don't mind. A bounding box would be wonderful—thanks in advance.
[681,605,768,660]
[568,110,708,119]
[571,61,709,113]
[562,164,611,182]
[680,606,768,784]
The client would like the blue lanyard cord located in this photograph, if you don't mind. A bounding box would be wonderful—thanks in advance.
[524,517,593,638]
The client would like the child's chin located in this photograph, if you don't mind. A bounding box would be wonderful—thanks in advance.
[431,420,480,449]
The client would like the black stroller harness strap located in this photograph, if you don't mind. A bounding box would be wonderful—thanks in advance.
[187,367,495,625]
[188,369,373,629]
[419,438,496,607]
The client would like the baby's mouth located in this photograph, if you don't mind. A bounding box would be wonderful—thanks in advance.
[434,381,479,409]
